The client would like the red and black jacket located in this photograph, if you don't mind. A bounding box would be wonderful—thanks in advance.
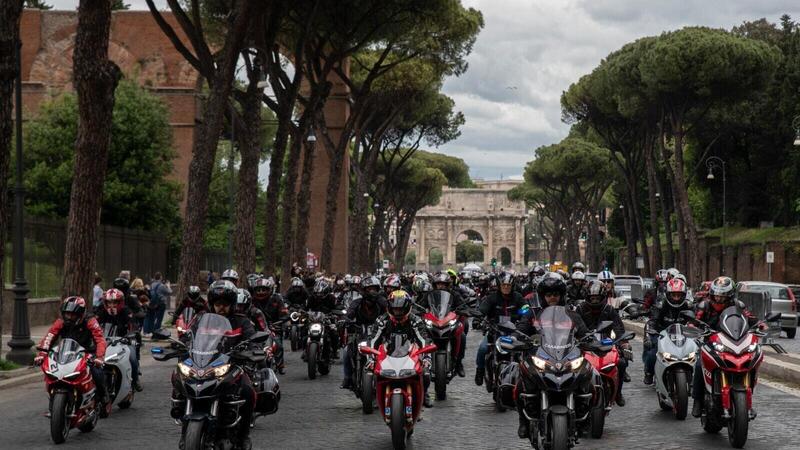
[39,317,107,358]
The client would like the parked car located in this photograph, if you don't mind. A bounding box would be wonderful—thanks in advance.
[736,281,798,339]
[586,272,598,281]
[614,275,644,301]
[642,277,655,292]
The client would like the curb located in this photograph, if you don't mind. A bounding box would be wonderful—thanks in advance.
[623,319,800,386]
[0,368,40,390]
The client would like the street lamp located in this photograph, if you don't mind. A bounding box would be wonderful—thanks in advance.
[7,41,33,364]
[706,155,727,274]
[793,115,800,146]
[307,128,317,143]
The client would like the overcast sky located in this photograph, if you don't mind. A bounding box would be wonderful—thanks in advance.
[50,0,800,180]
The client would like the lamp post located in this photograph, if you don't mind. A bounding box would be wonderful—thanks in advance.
[7,41,33,365]
[706,156,726,275]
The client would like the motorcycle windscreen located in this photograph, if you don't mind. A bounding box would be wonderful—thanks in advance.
[102,323,118,339]
[181,307,195,325]
[535,306,575,360]
[665,323,686,346]
[191,313,232,368]
[54,338,85,365]
[386,333,413,357]
[307,311,326,323]
[720,306,748,341]
[428,290,454,320]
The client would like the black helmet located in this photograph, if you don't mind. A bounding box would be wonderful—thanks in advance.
[387,290,413,324]
[432,272,451,289]
[61,296,88,326]
[208,280,238,307]
[252,277,274,301]
[498,272,514,287]
[361,275,381,293]
[290,277,305,289]
[187,285,201,301]
[585,280,607,309]
[571,262,586,273]
[235,288,252,314]
[537,275,567,307]
[313,278,332,297]
[112,277,130,294]
[532,265,545,276]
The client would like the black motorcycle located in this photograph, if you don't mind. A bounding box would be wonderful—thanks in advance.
[305,310,339,379]
[345,320,375,414]
[483,320,522,412]
[151,313,268,450]
[288,308,308,352]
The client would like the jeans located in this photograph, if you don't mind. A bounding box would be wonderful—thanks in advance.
[129,348,140,383]
[90,365,107,399]
[617,356,628,394]
[343,345,354,380]
[143,305,166,334]
[476,336,489,370]
[643,335,659,375]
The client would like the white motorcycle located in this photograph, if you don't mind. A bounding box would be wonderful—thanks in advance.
[650,322,699,420]
[101,325,137,411]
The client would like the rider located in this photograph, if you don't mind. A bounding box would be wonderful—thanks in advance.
[36,297,110,414]
[221,268,240,287]
[236,288,268,332]
[474,271,526,386]
[642,269,670,314]
[566,270,588,307]
[515,273,590,439]
[424,272,467,377]
[251,277,287,373]
[576,280,631,406]
[383,273,402,297]
[642,277,693,385]
[691,276,764,418]
[368,290,434,407]
[174,285,208,318]
[570,261,586,275]
[93,288,143,392]
[285,277,309,309]
[340,282,388,390]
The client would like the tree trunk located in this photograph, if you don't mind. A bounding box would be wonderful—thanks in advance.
[293,125,316,267]
[660,182,675,268]
[629,181,651,276]
[263,119,289,274]
[367,201,385,271]
[350,165,369,273]
[660,134,685,271]
[0,0,24,353]
[319,143,346,272]
[280,134,302,280]
[621,199,637,274]
[645,147,663,270]
[670,120,702,285]
[61,0,121,299]
[233,81,261,275]
[175,2,254,300]
[394,216,414,271]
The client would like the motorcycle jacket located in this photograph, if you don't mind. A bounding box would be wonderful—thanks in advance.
[369,313,432,350]
[642,286,667,313]
[93,306,133,336]
[255,293,287,323]
[649,301,693,333]
[39,317,107,358]
[174,298,209,318]
[285,286,309,309]
[306,293,338,314]
[565,284,588,305]
[695,299,758,331]
[479,290,527,323]
[248,307,269,332]
[576,302,625,338]
[346,294,388,326]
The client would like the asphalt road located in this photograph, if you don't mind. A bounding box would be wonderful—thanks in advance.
[1,331,800,449]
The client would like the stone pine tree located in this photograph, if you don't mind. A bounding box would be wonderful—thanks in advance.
[61,0,121,299]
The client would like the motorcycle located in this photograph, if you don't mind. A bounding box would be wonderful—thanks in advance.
[345,320,375,414]
[175,306,198,341]
[483,320,521,412]
[151,313,269,450]
[101,324,137,413]
[39,338,101,444]
[359,335,437,450]
[649,321,699,420]
[582,323,635,438]
[288,308,307,352]
[688,308,778,448]
[515,306,600,450]
[305,310,339,379]
[420,290,469,400]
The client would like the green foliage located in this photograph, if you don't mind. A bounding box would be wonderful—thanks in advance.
[704,226,800,245]
[0,359,21,371]
[456,240,483,263]
[24,0,51,9]
[405,250,416,266]
[22,80,183,238]
[413,150,474,188]
[429,248,443,266]
[111,0,130,10]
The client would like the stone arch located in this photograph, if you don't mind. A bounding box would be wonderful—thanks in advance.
[455,229,484,264]
[497,247,512,267]
[428,246,444,271]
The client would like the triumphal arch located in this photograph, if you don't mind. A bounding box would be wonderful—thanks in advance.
[414,180,527,271]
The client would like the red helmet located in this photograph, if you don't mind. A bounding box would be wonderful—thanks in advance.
[61,296,87,326]
[665,278,687,308]
[103,288,125,316]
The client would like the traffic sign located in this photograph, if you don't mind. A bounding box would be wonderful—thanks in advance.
[766,251,774,263]
[382,259,390,269]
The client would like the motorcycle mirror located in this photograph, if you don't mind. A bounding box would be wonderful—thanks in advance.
[358,345,380,356]
[618,331,636,342]
[413,344,438,357]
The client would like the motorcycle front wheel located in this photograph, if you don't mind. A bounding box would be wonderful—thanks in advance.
[183,420,207,450]
[728,390,749,448]
[307,342,319,379]
[672,371,689,420]
[550,413,569,450]
[361,371,374,414]
[434,352,448,400]
[290,326,299,352]
[50,391,71,444]
[390,392,406,450]
[590,389,605,438]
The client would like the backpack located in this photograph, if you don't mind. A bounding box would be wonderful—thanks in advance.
[149,281,163,310]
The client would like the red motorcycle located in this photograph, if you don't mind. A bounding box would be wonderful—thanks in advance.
[174,306,197,341]
[582,323,635,439]
[360,335,436,450]
[39,338,101,444]
[690,307,777,448]
[420,290,467,400]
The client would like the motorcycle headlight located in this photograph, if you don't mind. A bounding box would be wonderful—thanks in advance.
[64,371,81,379]
[568,356,584,371]
[310,323,323,333]
[746,343,758,353]
[424,319,433,327]
[104,352,120,363]
[178,362,193,377]
[712,342,726,353]
[177,326,185,333]
[212,364,231,378]
[448,319,457,326]
[532,356,548,371]
[658,352,677,362]
[684,351,696,361]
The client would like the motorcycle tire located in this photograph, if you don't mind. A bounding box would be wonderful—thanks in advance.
[590,389,605,439]
[702,396,723,434]
[728,390,749,448]
[291,326,299,352]
[434,352,448,401]
[183,420,206,450]
[307,342,319,380]
[118,397,132,409]
[672,371,689,420]
[391,392,406,450]
[493,389,506,412]
[551,413,569,450]
[361,372,374,415]
[50,391,71,444]
[77,406,98,433]
[319,361,331,376]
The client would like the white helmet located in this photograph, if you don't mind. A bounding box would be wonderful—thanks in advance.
[598,270,615,282]
[221,269,240,282]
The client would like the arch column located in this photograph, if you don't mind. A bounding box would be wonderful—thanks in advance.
[445,219,455,266]
[417,218,427,270]
[515,218,523,269]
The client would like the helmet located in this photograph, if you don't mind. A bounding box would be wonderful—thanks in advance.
[361,275,381,295]
[598,270,615,282]
[665,278,688,308]
[655,269,669,284]
[498,272,514,288]
[290,277,305,289]
[235,289,252,314]
[61,296,87,326]
[221,269,240,283]
[343,274,353,286]
[313,278,332,297]
[252,277,273,301]
[187,285,201,301]
[351,275,363,286]
[384,274,402,291]
[571,262,586,273]
[666,268,680,280]
[571,271,586,282]
[387,290,413,324]
[556,269,568,280]
[112,277,130,294]
[446,269,458,281]
[412,277,428,295]
[709,276,735,301]
[246,273,262,289]
[102,288,124,316]
[532,265,545,276]
[674,273,687,284]
[208,280,238,308]
[585,280,607,309]
[537,275,567,307]
[433,272,451,289]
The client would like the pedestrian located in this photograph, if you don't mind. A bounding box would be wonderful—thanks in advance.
[145,272,172,336]
[131,277,150,335]
[92,273,104,308]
